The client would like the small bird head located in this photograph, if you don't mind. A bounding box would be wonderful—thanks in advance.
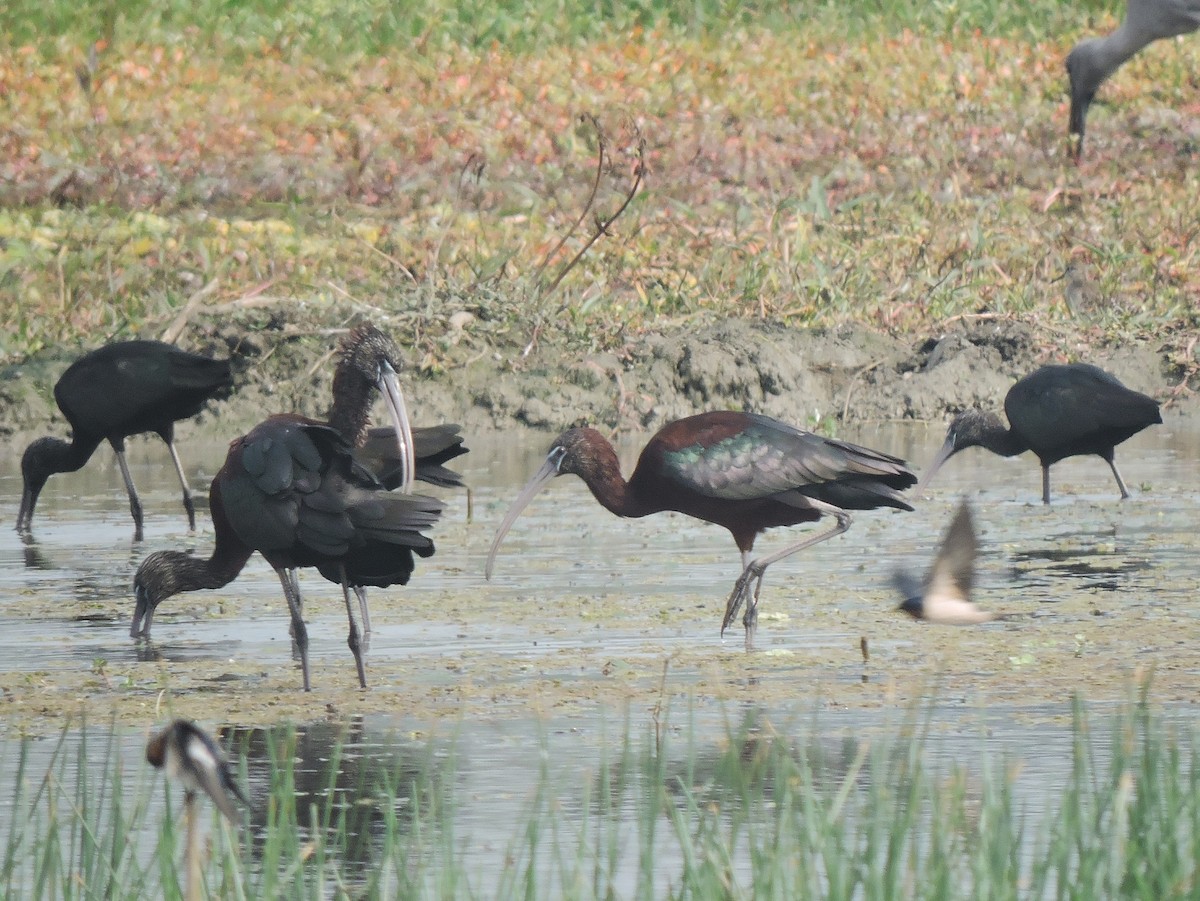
[917,410,1005,494]
[131,550,188,638]
[331,324,415,493]
[484,428,602,580]
[16,437,67,532]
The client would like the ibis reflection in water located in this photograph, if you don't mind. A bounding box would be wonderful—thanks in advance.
[486,411,917,648]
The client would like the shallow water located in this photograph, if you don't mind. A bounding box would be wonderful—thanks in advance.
[0,418,1197,890]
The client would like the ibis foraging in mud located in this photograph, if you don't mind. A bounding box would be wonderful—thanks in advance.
[486,411,917,648]
[919,363,1161,504]
[17,340,232,541]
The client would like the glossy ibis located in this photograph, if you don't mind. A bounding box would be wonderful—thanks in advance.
[894,500,996,624]
[318,323,467,637]
[920,363,1161,504]
[18,340,232,540]
[1067,0,1200,159]
[146,718,248,823]
[132,419,443,691]
[485,411,917,647]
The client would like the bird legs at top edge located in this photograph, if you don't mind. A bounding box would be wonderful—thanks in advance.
[721,500,853,650]
[338,565,369,690]
[164,439,198,531]
[277,569,311,692]
[111,444,145,542]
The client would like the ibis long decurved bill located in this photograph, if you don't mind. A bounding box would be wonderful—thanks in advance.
[484,455,562,580]
[916,435,957,494]
[378,362,416,494]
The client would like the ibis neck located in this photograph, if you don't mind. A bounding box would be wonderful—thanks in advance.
[578,441,657,518]
[326,371,373,446]
[42,435,101,476]
[979,426,1028,458]
[171,541,252,592]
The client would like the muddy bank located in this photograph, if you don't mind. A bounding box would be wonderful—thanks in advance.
[0,311,1191,445]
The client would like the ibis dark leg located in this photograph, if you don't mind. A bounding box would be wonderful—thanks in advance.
[354,586,372,635]
[111,441,145,541]
[338,565,368,689]
[722,502,853,642]
[1042,464,1052,505]
[276,569,311,692]
[1105,454,1132,500]
[163,438,198,531]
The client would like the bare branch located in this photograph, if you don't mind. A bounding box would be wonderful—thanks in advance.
[546,122,645,302]
[532,113,606,285]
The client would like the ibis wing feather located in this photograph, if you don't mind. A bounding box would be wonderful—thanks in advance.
[1005,364,1160,452]
[662,414,913,501]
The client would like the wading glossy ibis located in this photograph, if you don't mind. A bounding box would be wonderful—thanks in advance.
[894,500,997,624]
[1067,0,1200,158]
[131,419,443,691]
[318,324,467,637]
[485,411,917,647]
[920,363,1161,504]
[18,340,232,541]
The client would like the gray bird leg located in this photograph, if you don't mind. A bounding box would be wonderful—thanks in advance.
[277,570,311,692]
[722,500,853,643]
[339,565,368,689]
[1107,455,1131,499]
[164,440,197,531]
[112,445,144,541]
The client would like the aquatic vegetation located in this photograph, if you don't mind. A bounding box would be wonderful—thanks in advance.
[0,693,1196,899]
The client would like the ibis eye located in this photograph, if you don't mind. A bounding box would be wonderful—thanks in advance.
[548,446,568,471]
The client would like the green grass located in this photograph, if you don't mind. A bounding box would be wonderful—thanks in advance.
[0,0,1196,368]
[1,693,1199,899]
[0,0,1124,58]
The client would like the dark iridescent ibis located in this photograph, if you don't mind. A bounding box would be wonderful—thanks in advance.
[131,419,443,691]
[894,500,996,625]
[920,363,1162,505]
[146,719,248,823]
[485,411,917,646]
[17,340,232,540]
[1067,0,1200,159]
[318,324,467,637]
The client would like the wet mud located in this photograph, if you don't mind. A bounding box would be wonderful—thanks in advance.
[0,417,1194,735]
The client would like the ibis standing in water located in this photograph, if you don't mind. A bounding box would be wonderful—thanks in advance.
[1067,0,1200,158]
[486,411,917,647]
[311,324,467,637]
[920,363,1161,504]
[18,340,232,540]
[132,324,460,690]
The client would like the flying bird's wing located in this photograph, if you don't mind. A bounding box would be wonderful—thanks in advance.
[925,500,976,607]
[896,500,992,624]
